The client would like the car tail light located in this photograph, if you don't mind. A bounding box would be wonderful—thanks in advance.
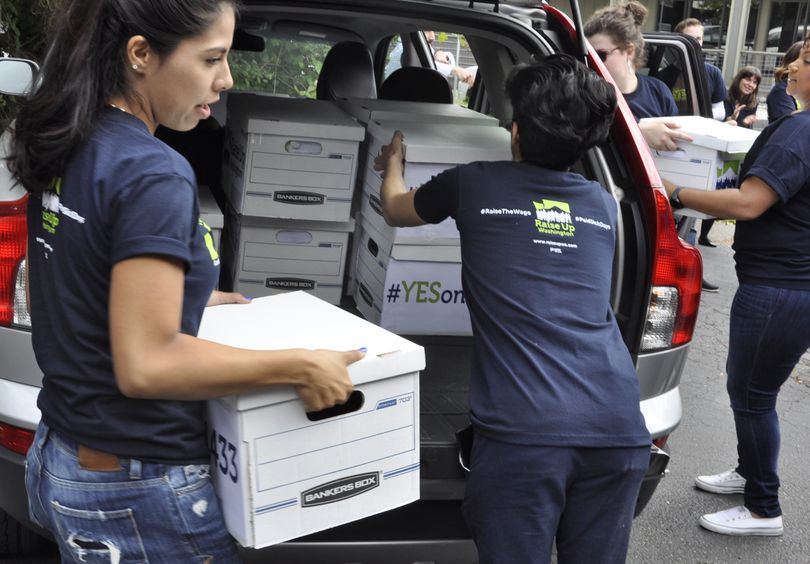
[641,190,701,351]
[0,194,29,329]
[0,420,35,455]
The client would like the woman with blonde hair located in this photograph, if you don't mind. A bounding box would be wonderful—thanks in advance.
[585,1,690,151]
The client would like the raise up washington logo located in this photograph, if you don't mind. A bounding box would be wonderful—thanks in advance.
[534,199,575,237]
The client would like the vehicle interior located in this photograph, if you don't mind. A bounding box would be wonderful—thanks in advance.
[154,2,657,553]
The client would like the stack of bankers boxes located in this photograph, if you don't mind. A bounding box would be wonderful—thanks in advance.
[221,93,364,304]
[336,102,511,335]
[335,98,501,298]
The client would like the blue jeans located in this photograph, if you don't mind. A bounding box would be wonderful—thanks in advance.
[727,283,810,518]
[462,434,648,564]
[25,422,240,563]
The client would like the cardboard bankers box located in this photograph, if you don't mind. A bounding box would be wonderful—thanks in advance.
[197,292,425,548]
[639,115,760,219]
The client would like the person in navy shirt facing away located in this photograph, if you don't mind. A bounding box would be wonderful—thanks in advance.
[10,1,364,561]
[767,41,802,123]
[664,34,810,538]
[585,1,689,151]
[375,54,650,564]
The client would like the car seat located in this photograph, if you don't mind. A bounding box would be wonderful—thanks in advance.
[378,67,453,104]
[316,41,377,100]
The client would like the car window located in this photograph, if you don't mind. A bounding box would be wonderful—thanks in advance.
[427,31,480,107]
[230,35,335,98]
[382,34,405,79]
[645,43,695,117]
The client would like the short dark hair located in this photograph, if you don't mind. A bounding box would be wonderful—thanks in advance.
[505,54,617,170]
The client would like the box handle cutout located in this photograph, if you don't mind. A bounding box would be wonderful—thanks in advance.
[358,282,374,307]
[306,390,364,421]
[368,194,383,217]
[366,237,379,257]
[285,140,323,155]
[276,230,313,244]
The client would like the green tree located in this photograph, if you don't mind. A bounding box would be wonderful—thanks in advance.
[230,38,331,98]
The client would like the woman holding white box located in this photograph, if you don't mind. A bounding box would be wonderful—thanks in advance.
[9,0,363,561]
[663,35,810,538]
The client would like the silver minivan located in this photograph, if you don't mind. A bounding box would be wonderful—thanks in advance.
[0,0,706,561]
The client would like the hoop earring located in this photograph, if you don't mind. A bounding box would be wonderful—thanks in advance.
[132,64,139,70]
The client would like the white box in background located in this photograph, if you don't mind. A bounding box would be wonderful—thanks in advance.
[361,119,512,244]
[353,221,471,336]
[198,292,425,548]
[198,185,223,253]
[222,93,364,221]
[222,213,353,305]
[640,115,760,219]
[335,98,501,127]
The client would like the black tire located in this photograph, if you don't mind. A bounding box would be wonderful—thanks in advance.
[0,509,51,556]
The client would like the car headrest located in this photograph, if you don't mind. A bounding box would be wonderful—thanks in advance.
[378,67,453,104]
[316,41,377,100]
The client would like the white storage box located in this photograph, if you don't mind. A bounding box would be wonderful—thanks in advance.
[359,181,460,246]
[222,213,353,305]
[353,221,471,336]
[222,93,364,221]
[361,119,512,244]
[335,98,501,126]
[198,292,425,548]
[198,185,223,253]
[640,116,760,219]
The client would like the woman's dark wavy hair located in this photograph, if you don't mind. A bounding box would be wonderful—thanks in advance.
[727,65,762,111]
[506,54,617,170]
[774,41,803,82]
[9,0,238,195]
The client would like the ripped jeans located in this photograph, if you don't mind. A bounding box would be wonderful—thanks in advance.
[25,422,241,563]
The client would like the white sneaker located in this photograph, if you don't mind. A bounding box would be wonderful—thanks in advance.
[699,506,783,536]
[695,469,746,494]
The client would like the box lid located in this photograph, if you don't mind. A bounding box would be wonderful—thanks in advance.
[227,93,364,141]
[198,185,223,229]
[366,119,511,164]
[336,98,500,126]
[639,115,760,153]
[198,292,425,410]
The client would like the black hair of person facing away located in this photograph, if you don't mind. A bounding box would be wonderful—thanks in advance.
[8,0,240,196]
[505,54,617,171]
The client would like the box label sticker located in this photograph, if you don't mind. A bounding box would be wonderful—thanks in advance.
[266,278,316,290]
[274,191,325,205]
[301,472,380,507]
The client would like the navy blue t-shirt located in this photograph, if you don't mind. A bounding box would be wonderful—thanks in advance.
[413,161,650,447]
[626,74,679,120]
[27,109,220,464]
[705,63,727,105]
[766,80,797,124]
[733,111,810,289]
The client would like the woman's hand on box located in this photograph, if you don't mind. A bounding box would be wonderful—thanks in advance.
[206,290,251,307]
[639,120,693,152]
[295,348,366,412]
[374,131,405,175]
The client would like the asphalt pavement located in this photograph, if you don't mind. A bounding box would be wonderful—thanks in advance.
[626,220,810,564]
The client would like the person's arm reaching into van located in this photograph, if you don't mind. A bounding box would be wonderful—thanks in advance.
[374,131,426,227]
